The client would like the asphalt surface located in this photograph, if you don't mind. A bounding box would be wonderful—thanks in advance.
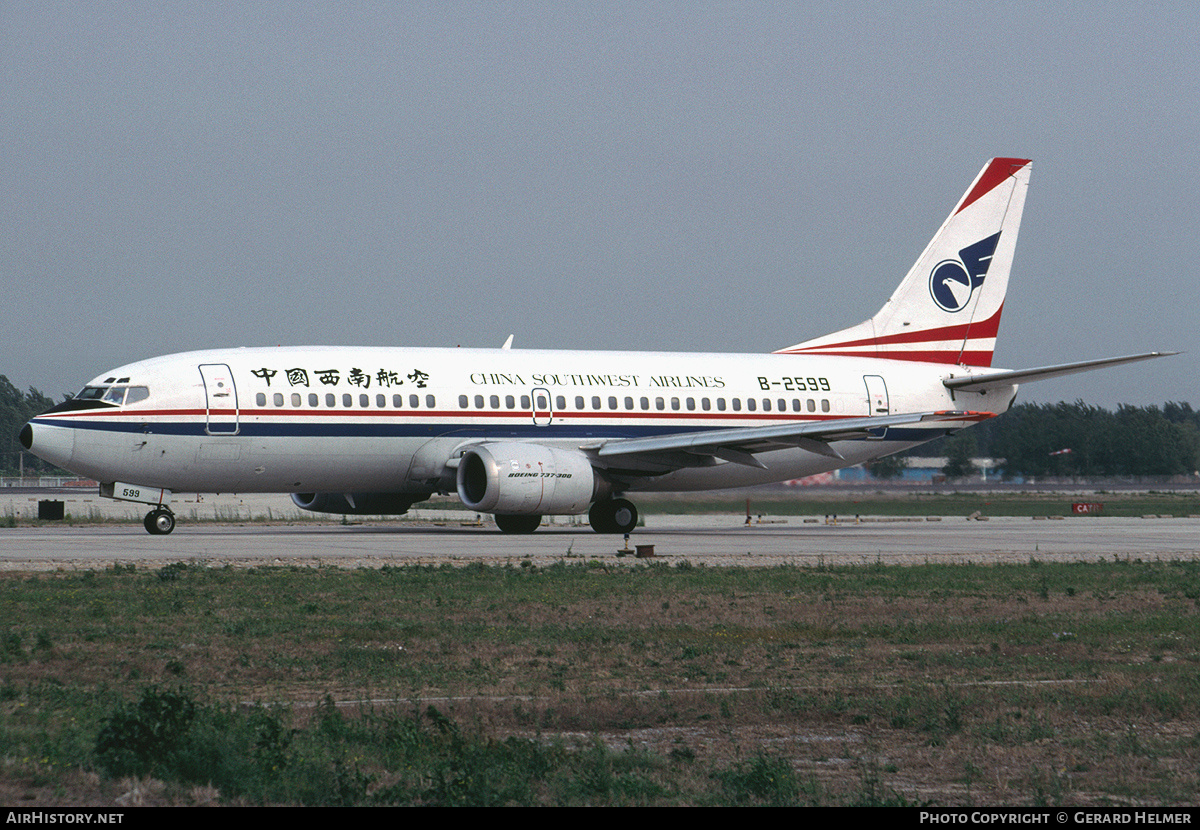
[1,489,1197,570]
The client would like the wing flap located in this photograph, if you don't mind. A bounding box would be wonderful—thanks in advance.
[595,411,993,472]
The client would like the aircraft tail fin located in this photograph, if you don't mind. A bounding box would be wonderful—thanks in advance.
[776,157,1032,367]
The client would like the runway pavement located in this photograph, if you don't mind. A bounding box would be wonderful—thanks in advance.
[2,503,1198,570]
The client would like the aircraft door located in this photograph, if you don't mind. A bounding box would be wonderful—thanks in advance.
[863,375,889,415]
[531,387,553,427]
[199,363,240,435]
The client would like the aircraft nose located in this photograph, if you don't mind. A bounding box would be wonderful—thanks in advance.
[20,420,75,468]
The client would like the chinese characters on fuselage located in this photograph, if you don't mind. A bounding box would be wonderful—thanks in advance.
[251,367,430,389]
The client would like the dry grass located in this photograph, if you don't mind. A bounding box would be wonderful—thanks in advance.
[1,559,1199,805]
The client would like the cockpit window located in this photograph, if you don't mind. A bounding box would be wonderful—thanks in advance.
[77,385,150,406]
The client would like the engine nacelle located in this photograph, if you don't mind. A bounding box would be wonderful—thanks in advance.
[290,492,427,515]
[456,442,599,515]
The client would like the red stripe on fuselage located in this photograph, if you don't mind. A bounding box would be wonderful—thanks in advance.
[35,407,853,425]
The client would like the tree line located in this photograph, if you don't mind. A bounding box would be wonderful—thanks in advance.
[911,401,1200,480]
[1,376,60,476]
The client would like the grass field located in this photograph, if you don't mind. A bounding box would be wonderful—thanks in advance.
[2,557,1199,806]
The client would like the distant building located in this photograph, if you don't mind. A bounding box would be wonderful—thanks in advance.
[833,457,1009,484]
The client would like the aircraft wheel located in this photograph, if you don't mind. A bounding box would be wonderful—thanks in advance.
[589,498,637,534]
[494,513,541,534]
[588,501,614,533]
[144,509,176,535]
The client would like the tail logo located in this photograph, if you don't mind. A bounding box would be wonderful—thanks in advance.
[928,232,1002,313]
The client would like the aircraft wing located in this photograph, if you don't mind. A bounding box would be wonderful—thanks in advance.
[943,352,1177,393]
[591,410,993,473]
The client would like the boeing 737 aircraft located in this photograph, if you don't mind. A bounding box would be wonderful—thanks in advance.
[20,158,1170,534]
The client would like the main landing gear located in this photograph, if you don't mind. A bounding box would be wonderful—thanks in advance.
[491,498,639,534]
[143,508,176,535]
[589,498,638,534]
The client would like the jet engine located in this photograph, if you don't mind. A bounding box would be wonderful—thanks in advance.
[456,442,601,515]
[290,492,427,515]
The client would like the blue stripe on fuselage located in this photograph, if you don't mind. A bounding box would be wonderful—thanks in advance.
[32,416,951,443]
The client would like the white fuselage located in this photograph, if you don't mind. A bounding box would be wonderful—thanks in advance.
[26,345,1016,499]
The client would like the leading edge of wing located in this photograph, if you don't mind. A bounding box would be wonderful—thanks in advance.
[593,410,994,470]
[943,352,1178,393]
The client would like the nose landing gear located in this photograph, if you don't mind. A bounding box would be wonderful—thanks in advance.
[144,509,176,535]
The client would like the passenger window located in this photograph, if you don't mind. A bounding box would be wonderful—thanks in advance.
[701,398,711,411]
[410,394,420,408]
[686,398,696,411]
[520,395,530,408]
[474,395,484,408]
[732,399,741,411]
[717,398,726,411]
[807,399,816,412]
[623,397,633,410]
[747,398,757,412]
[273,393,284,407]
[640,397,649,410]
[778,399,786,411]
[393,394,403,408]
[655,397,665,411]
[343,394,353,407]
[326,393,336,407]
[822,399,831,412]
[376,394,386,407]
[592,396,602,409]
[256,392,266,406]
[425,395,435,408]
[309,393,319,406]
[505,395,515,409]
[291,393,302,407]
[762,399,771,412]
[490,395,500,409]
[459,395,469,408]
[576,396,586,410]
[555,395,566,409]
[792,399,801,412]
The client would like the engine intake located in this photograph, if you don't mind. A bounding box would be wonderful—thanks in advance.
[457,443,599,515]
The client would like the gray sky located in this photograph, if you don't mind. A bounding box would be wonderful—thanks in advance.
[3,1,1196,407]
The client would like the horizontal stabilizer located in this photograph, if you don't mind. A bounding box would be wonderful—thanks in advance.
[943,352,1177,393]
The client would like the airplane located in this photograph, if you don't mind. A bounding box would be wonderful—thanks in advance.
[19,157,1172,535]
